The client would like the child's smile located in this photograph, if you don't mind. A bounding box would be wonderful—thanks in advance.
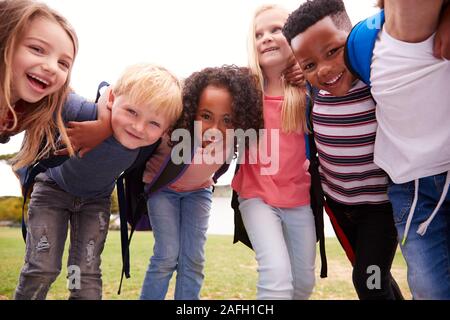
[11,16,74,104]
[290,16,356,96]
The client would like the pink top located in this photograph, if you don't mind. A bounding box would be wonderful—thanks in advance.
[143,135,230,192]
[231,96,311,208]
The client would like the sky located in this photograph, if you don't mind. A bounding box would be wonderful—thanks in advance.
[0,0,379,196]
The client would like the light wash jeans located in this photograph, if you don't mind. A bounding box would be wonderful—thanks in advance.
[140,186,212,300]
[14,174,111,300]
[388,172,450,300]
[238,197,316,300]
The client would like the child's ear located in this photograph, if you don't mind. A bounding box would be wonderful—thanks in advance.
[107,89,115,110]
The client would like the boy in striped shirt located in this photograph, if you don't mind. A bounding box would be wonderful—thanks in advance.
[282,0,403,300]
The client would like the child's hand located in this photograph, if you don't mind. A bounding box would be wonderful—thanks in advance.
[283,56,305,87]
[434,3,450,60]
[55,88,113,157]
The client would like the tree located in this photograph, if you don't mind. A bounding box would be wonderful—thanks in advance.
[0,196,22,222]
[0,153,17,162]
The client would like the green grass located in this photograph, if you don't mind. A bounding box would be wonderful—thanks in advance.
[0,227,411,300]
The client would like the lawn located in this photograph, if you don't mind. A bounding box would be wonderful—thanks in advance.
[0,227,411,300]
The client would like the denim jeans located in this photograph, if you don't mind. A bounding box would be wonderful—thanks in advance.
[388,172,450,299]
[238,197,316,300]
[140,186,212,300]
[14,174,111,300]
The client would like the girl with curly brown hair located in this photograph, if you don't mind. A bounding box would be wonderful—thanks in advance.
[139,65,264,300]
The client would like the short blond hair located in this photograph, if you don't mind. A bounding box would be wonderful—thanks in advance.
[112,64,183,127]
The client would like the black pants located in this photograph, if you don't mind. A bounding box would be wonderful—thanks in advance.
[325,197,404,300]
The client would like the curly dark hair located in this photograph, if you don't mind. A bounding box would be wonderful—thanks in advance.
[169,65,264,150]
[282,0,352,44]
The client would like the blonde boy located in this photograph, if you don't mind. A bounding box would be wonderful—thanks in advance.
[15,64,182,300]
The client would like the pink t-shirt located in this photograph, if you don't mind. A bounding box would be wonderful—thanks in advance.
[231,95,310,208]
[169,146,225,192]
[143,135,230,192]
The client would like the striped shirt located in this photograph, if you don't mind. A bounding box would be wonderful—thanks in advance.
[312,81,389,205]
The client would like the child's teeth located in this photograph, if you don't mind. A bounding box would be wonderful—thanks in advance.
[30,74,49,85]
[326,73,342,85]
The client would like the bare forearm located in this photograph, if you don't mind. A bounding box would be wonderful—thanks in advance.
[384,0,444,42]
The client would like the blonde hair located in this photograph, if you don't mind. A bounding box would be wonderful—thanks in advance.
[0,0,78,170]
[112,63,183,127]
[248,4,308,133]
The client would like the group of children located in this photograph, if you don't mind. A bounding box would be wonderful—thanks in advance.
[0,0,449,300]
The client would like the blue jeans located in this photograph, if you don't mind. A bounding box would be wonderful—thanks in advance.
[140,187,212,300]
[388,172,450,300]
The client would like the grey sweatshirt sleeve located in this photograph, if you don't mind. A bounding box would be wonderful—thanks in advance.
[62,93,98,123]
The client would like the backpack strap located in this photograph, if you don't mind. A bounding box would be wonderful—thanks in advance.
[116,140,160,294]
[305,84,328,278]
[19,81,110,242]
[344,10,385,86]
[95,81,110,103]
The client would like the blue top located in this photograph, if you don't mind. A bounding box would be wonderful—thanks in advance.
[344,10,385,86]
[46,93,139,199]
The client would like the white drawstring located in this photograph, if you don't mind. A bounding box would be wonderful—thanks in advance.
[401,171,450,246]
[401,179,419,246]
[417,170,450,236]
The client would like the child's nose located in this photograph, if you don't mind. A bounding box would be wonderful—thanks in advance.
[42,58,58,74]
[133,121,145,132]
[318,64,333,79]
[262,33,274,44]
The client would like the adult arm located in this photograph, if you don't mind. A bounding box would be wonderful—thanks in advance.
[384,0,445,42]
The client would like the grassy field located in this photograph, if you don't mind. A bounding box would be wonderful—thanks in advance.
[0,227,411,300]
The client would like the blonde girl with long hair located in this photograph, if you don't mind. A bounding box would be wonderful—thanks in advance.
[0,0,78,169]
[231,4,316,300]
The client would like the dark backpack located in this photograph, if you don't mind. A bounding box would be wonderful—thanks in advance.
[115,139,161,294]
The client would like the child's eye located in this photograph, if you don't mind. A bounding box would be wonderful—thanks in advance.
[223,117,233,127]
[201,114,211,120]
[255,33,263,40]
[327,47,340,57]
[58,60,70,70]
[127,109,137,116]
[149,121,161,128]
[272,27,282,34]
[303,63,315,71]
[29,45,44,54]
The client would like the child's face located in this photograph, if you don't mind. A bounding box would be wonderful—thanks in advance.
[109,93,168,150]
[11,16,75,104]
[255,9,292,72]
[290,16,356,96]
[195,85,233,148]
